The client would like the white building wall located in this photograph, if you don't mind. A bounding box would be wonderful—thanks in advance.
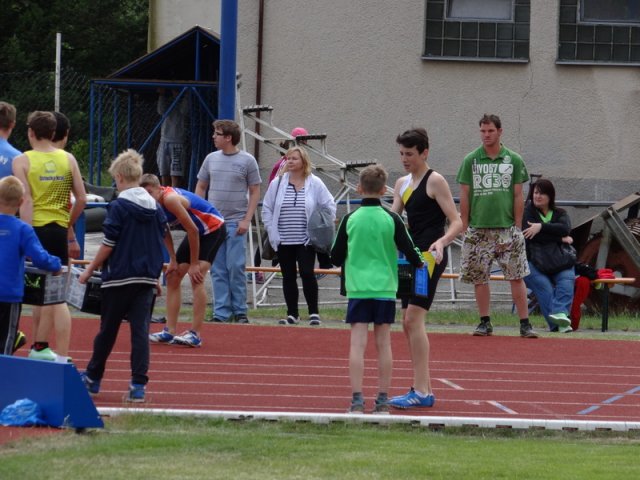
[151,0,640,207]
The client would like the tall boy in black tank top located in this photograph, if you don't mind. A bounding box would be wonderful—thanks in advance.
[388,128,463,409]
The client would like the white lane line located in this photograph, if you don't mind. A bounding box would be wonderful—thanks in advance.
[487,401,518,415]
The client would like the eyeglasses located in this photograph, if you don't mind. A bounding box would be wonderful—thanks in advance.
[212,131,226,137]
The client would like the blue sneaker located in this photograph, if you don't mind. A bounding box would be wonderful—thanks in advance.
[149,327,174,344]
[388,388,435,409]
[170,330,202,347]
[126,383,145,403]
[80,372,100,396]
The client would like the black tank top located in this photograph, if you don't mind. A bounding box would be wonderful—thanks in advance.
[404,169,446,250]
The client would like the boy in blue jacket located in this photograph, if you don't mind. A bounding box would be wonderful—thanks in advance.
[0,176,61,355]
[79,149,167,403]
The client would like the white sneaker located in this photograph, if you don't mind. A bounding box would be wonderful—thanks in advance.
[278,315,299,325]
[28,347,57,362]
[549,313,571,328]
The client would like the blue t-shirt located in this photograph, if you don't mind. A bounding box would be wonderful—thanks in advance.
[0,138,21,178]
[0,214,61,302]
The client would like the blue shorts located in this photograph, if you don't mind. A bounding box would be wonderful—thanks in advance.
[346,298,396,325]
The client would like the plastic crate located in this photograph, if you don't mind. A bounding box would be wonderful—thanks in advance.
[23,265,69,306]
[66,267,102,315]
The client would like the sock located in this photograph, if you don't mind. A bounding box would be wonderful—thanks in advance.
[480,316,491,324]
[33,342,49,351]
[352,392,363,403]
[519,318,530,325]
[376,392,388,403]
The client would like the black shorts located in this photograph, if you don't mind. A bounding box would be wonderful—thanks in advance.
[34,223,69,265]
[175,225,226,265]
[401,248,448,311]
[346,298,396,325]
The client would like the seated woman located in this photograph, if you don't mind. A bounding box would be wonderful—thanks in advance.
[522,178,575,333]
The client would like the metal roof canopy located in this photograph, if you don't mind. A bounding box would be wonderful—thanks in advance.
[88,26,221,188]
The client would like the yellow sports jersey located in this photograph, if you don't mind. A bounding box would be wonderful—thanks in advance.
[25,149,72,228]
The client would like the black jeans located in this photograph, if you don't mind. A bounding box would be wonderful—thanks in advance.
[277,244,318,318]
[86,284,155,385]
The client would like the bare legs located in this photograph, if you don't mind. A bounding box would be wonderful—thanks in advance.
[401,304,432,394]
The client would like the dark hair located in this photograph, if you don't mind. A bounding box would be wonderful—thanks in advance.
[479,113,501,129]
[213,119,241,146]
[529,178,556,211]
[52,111,70,142]
[26,111,56,140]
[396,127,429,153]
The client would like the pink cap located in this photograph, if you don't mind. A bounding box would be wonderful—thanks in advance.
[290,127,308,138]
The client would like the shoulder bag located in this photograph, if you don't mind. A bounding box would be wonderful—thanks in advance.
[528,241,576,275]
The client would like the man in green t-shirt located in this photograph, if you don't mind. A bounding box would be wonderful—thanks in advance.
[456,114,538,338]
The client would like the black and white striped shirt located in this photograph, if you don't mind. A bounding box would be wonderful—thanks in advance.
[278,184,308,245]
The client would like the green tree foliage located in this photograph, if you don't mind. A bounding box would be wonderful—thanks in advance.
[0,0,149,77]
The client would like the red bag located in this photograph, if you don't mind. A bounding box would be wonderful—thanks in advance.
[596,268,615,279]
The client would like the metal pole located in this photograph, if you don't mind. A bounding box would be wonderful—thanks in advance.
[55,32,62,112]
[218,0,238,120]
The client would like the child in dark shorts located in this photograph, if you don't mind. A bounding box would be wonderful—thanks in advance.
[0,176,61,355]
[331,165,423,414]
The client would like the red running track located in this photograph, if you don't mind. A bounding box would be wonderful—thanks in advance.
[13,317,640,422]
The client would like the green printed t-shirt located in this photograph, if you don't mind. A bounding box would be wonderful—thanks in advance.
[456,144,529,228]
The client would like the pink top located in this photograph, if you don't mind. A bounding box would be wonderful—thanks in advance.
[268,156,286,184]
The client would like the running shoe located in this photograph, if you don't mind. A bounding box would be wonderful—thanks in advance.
[372,399,390,415]
[171,330,202,347]
[519,322,539,338]
[549,312,571,328]
[28,347,58,362]
[559,325,573,333]
[12,331,26,353]
[149,327,174,344]
[80,372,101,396]
[473,321,493,336]
[388,388,436,409]
[348,400,365,413]
[55,354,73,364]
[236,314,250,324]
[278,315,300,325]
[125,383,145,403]
[309,314,322,326]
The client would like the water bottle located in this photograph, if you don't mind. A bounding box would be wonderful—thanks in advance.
[414,264,429,298]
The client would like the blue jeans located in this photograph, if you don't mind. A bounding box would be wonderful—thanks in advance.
[524,262,575,330]
[210,222,247,319]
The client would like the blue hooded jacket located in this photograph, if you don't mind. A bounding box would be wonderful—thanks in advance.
[100,187,167,288]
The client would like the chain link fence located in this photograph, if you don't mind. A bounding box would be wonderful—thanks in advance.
[1,69,216,186]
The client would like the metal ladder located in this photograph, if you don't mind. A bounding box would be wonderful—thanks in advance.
[239,104,386,207]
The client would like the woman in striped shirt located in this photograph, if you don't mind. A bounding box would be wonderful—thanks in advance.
[261,146,336,326]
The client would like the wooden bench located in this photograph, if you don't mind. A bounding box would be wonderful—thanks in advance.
[246,266,635,332]
[592,278,636,332]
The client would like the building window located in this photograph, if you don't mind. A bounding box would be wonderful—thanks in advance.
[447,0,512,21]
[424,0,530,62]
[558,0,640,64]
[581,0,640,23]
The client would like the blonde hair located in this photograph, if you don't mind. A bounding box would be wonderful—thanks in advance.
[109,149,144,182]
[140,173,161,188]
[0,175,25,207]
[359,164,388,195]
[285,146,312,178]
